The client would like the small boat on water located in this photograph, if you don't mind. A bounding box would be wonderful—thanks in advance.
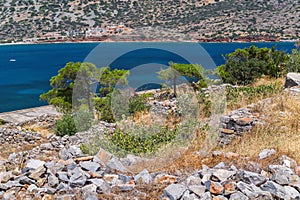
[9,59,16,62]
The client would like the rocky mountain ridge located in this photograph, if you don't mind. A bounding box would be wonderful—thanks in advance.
[0,0,299,43]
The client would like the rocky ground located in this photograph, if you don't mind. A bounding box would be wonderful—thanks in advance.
[1,73,300,199]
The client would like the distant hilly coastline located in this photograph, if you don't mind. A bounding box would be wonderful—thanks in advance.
[0,0,299,43]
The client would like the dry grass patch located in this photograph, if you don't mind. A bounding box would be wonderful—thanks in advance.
[251,76,285,87]
[219,93,300,163]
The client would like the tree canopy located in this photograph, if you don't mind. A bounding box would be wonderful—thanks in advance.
[286,48,300,73]
[40,62,129,114]
[216,45,289,85]
[157,62,205,96]
[99,66,130,96]
[40,62,83,113]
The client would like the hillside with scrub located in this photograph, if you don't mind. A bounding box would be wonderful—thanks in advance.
[0,0,299,43]
[1,45,300,199]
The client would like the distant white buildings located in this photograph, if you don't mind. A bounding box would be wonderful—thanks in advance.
[22,23,127,42]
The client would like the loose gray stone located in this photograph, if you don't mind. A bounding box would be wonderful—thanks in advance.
[284,186,300,199]
[212,169,236,182]
[284,72,300,88]
[18,175,36,185]
[237,181,271,199]
[268,165,295,176]
[56,182,70,192]
[289,175,300,191]
[0,172,13,183]
[47,173,59,187]
[214,196,228,200]
[181,190,200,200]
[188,185,206,197]
[95,147,113,166]
[44,186,57,194]
[185,175,202,186]
[80,161,100,172]
[90,179,110,193]
[2,190,16,200]
[229,191,249,200]
[1,181,23,190]
[118,174,132,183]
[69,167,87,186]
[57,172,69,182]
[200,192,211,200]
[84,192,98,200]
[134,169,153,185]
[27,184,38,193]
[261,181,286,199]
[106,157,127,172]
[81,184,97,200]
[164,183,186,200]
[40,143,53,150]
[82,183,97,193]
[237,170,266,186]
[29,166,46,180]
[271,172,289,185]
[59,146,83,160]
[67,161,77,171]
[56,194,76,200]
[117,184,135,192]
[25,159,45,171]
[258,149,276,160]
[280,155,297,168]
[45,161,65,174]
[214,162,226,169]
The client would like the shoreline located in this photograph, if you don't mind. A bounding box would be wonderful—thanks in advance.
[0,39,298,46]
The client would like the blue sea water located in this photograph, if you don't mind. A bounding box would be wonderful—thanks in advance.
[0,42,296,112]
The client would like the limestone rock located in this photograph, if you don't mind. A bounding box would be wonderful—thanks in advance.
[258,149,276,160]
[284,72,300,88]
[261,181,286,199]
[134,169,153,185]
[164,183,186,200]
[80,161,100,172]
[229,191,249,200]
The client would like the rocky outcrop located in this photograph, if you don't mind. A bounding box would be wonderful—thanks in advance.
[218,108,261,146]
[0,146,300,200]
[284,72,300,88]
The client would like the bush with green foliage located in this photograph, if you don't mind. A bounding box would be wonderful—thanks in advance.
[94,93,151,122]
[128,95,150,115]
[55,114,77,136]
[197,90,212,117]
[106,126,177,156]
[99,66,130,97]
[40,62,97,113]
[94,96,115,122]
[73,105,94,132]
[286,48,300,73]
[158,63,206,96]
[226,82,283,108]
[216,46,288,85]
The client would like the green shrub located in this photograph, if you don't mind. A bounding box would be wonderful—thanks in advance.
[55,114,77,136]
[226,82,283,108]
[197,90,212,117]
[94,93,151,123]
[74,105,94,132]
[80,144,89,154]
[128,95,150,115]
[94,96,115,123]
[141,92,154,98]
[106,126,178,157]
[216,46,288,85]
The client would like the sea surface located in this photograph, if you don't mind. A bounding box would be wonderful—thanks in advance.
[0,42,296,112]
